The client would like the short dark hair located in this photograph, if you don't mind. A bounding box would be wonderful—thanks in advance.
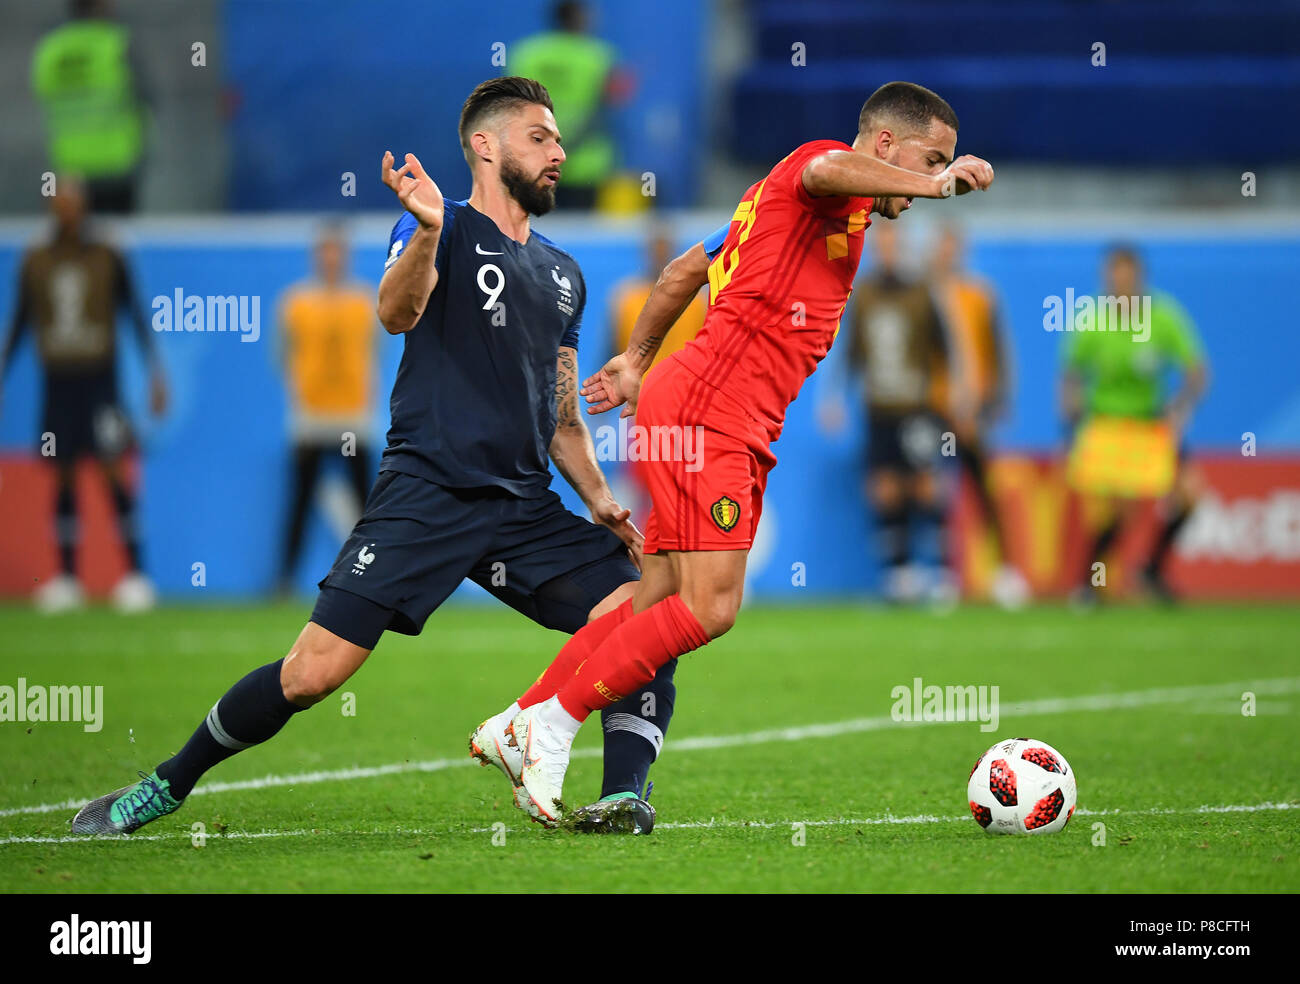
[554,0,586,31]
[1105,242,1143,268]
[858,81,958,138]
[316,219,347,246]
[458,77,554,164]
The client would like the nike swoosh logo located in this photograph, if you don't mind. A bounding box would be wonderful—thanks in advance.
[476,244,504,255]
[523,735,542,769]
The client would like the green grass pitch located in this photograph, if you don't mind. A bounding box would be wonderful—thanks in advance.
[1,601,1296,893]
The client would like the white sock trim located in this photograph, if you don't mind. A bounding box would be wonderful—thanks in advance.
[205,703,255,751]
[602,712,664,761]
[539,695,582,742]
[494,702,521,731]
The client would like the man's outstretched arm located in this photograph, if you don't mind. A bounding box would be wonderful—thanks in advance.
[624,242,710,374]
[803,150,994,200]
[376,151,445,335]
[580,242,710,417]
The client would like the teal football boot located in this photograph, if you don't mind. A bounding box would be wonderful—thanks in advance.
[70,770,182,835]
[563,788,656,835]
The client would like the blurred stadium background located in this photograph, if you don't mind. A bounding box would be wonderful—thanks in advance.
[2,0,1299,606]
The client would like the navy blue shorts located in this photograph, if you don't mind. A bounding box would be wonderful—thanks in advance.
[42,370,134,460]
[311,470,636,649]
[867,409,947,474]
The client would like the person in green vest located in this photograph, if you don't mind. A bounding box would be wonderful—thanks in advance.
[509,1,626,210]
[31,0,150,214]
[1061,244,1208,604]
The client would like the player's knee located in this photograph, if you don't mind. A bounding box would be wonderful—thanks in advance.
[588,581,636,622]
[281,638,351,705]
[699,603,737,639]
[688,595,739,640]
[281,660,335,706]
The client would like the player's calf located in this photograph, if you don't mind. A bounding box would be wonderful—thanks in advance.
[280,622,371,705]
[672,548,747,640]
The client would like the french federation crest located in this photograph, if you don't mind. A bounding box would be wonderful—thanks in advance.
[552,266,574,316]
[710,495,741,532]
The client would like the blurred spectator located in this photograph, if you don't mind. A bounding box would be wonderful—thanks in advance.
[509,0,627,210]
[31,0,151,214]
[929,224,1028,607]
[275,224,378,594]
[839,223,955,604]
[0,176,167,611]
[1062,244,1208,604]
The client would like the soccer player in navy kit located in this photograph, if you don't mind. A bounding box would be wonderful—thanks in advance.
[71,77,676,837]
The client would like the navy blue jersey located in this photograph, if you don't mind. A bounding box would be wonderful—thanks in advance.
[380,201,585,496]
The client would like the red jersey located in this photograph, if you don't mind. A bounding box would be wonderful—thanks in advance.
[673,139,872,441]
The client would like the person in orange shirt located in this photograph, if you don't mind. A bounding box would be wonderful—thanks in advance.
[929,223,1028,607]
[276,224,378,591]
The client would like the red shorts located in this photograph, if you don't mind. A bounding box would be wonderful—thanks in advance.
[637,357,776,553]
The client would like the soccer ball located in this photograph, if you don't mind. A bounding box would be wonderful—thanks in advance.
[967,737,1077,835]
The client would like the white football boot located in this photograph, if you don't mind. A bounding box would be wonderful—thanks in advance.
[112,572,157,613]
[468,707,523,788]
[34,574,85,614]
[510,699,576,827]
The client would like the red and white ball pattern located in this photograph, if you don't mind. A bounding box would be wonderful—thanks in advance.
[967,737,1077,835]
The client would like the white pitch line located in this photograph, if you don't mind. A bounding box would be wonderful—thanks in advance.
[0,802,1294,846]
[2,676,1297,821]
[656,801,1300,830]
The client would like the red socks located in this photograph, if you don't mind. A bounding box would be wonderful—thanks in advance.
[518,598,634,709]
[555,594,709,722]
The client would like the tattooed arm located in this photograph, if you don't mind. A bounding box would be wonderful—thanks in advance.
[579,242,711,417]
[549,345,643,565]
[625,242,711,372]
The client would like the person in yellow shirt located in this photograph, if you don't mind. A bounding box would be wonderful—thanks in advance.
[276,225,378,591]
[929,223,1028,607]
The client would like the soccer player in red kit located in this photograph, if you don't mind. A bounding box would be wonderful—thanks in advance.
[472,81,994,827]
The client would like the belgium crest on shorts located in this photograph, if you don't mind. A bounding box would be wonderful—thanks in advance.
[711,495,741,532]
